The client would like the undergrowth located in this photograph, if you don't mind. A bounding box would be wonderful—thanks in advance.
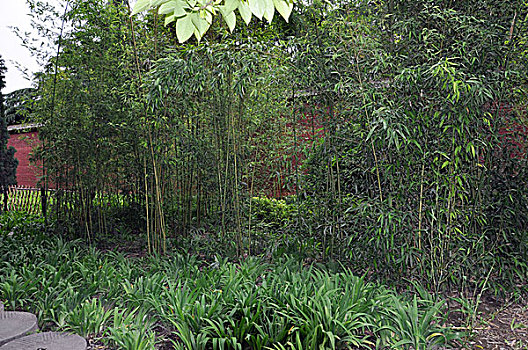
[0,214,462,349]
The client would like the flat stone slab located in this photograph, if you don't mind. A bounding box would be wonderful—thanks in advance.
[0,312,38,346]
[0,332,86,350]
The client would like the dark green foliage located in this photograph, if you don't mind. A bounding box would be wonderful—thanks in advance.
[0,214,460,349]
[31,0,151,240]
[0,55,18,213]
[294,0,528,292]
[0,55,5,114]
[3,88,36,125]
[21,0,528,298]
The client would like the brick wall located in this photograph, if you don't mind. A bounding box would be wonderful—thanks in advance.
[7,131,41,187]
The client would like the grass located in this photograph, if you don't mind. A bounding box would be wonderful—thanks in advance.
[0,214,461,349]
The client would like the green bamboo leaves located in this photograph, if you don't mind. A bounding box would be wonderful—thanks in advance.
[131,0,294,42]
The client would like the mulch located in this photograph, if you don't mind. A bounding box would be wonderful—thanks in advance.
[447,295,528,350]
[469,303,528,349]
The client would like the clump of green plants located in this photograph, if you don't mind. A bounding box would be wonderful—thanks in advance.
[250,196,297,230]
[0,211,45,235]
[0,214,462,349]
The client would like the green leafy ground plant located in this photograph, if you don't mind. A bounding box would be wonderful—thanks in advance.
[0,215,461,349]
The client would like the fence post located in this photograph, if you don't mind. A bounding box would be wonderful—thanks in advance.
[41,187,47,222]
[2,188,7,214]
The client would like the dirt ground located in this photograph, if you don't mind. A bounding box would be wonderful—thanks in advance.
[449,295,528,349]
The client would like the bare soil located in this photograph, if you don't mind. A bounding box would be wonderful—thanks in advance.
[448,295,528,349]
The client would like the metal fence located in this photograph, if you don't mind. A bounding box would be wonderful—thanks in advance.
[5,186,47,215]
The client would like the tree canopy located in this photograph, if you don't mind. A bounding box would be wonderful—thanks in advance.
[0,55,18,212]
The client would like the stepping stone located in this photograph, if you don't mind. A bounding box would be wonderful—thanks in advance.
[0,332,87,350]
[0,312,38,346]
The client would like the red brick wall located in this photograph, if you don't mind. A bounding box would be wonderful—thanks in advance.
[7,131,41,187]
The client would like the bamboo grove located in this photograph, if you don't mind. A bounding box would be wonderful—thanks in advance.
[26,0,528,292]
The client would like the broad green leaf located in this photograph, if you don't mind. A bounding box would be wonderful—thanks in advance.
[159,0,187,16]
[238,1,252,24]
[223,0,240,14]
[176,15,194,43]
[131,0,150,15]
[191,12,211,38]
[223,11,236,32]
[248,0,265,19]
[131,0,296,42]
[272,0,293,22]
[158,1,175,15]
[204,9,213,23]
[219,5,231,17]
[164,13,177,25]
[263,0,274,22]
[193,27,203,42]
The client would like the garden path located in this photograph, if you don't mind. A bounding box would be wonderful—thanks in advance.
[0,301,87,350]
